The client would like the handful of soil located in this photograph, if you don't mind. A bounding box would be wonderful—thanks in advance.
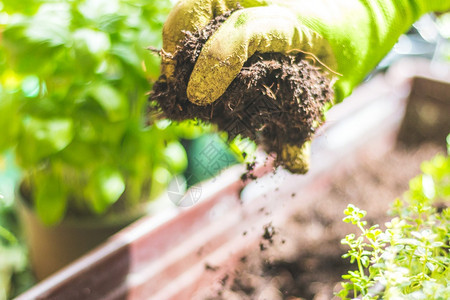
[150,10,334,173]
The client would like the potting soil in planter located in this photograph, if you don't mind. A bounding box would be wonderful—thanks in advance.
[195,143,443,300]
[151,10,334,173]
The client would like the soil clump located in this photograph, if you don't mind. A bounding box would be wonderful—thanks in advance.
[151,10,334,171]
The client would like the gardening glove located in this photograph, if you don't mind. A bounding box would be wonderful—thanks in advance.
[162,0,450,173]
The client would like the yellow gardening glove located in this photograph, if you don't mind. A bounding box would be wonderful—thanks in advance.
[161,0,450,173]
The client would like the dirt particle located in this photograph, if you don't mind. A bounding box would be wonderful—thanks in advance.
[259,243,267,251]
[434,202,447,213]
[240,161,257,181]
[246,162,256,171]
[231,277,255,296]
[262,223,276,243]
[220,274,229,286]
[205,263,219,272]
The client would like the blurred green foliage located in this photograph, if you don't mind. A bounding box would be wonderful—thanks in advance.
[0,153,34,299]
[436,12,450,61]
[0,0,205,225]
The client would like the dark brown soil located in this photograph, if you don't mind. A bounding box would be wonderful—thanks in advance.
[199,143,443,300]
[240,162,257,181]
[151,11,334,172]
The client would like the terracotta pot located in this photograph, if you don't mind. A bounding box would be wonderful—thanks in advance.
[16,189,144,281]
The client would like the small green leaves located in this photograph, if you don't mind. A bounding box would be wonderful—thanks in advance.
[343,204,367,225]
[0,0,199,222]
[88,84,129,122]
[338,152,450,299]
[34,172,68,226]
[21,75,40,98]
[0,226,17,244]
[163,141,188,174]
[74,29,111,55]
[17,117,74,166]
[86,167,125,214]
[24,5,71,46]
[0,96,21,152]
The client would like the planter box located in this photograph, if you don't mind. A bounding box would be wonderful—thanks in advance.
[16,58,450,300]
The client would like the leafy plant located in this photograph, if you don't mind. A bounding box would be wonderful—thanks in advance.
[0,189,32,300]
[0,225,16,245]
[338,146,449,299]
[0,0,205,225]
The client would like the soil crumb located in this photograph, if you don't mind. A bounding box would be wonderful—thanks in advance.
[262,223,276,243]
[240,162,257,181]
[205,263,220,272]
[151,10,334,172]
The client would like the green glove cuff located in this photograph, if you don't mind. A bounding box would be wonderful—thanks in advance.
[325,0,450,101]
[419,0,450,14]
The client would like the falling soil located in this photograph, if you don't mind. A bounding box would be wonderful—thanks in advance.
[196,143,443,300]
[151,10,334,171]
[240,162,257,181]
[262,223,276,242]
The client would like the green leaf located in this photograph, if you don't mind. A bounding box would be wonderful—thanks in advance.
[17,117,74,166]
[97,14,125,33]
[25,21,69,47]
[78,0,120,21]
[361,256,370,268]
[150,166,171,199]
[426,262,436,272]
[35,173,68,226]
[0,226,17,244]
[74,102,127,144]
[88,84,129,122]
[23,3,71,46]
[73,29,110,55]
[2,24,63,74]
[163,141,187,173]
[87,167,125,214]
[0,95,21,151]
[110,44,141,68]
[20,75,41,98]
[172,120,210,139]
[1,0,40,15]
[59,140,104,167]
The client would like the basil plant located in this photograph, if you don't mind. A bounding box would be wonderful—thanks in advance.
[0,0,203,225]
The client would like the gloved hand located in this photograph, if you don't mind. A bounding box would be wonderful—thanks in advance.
[161,0,450,173]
